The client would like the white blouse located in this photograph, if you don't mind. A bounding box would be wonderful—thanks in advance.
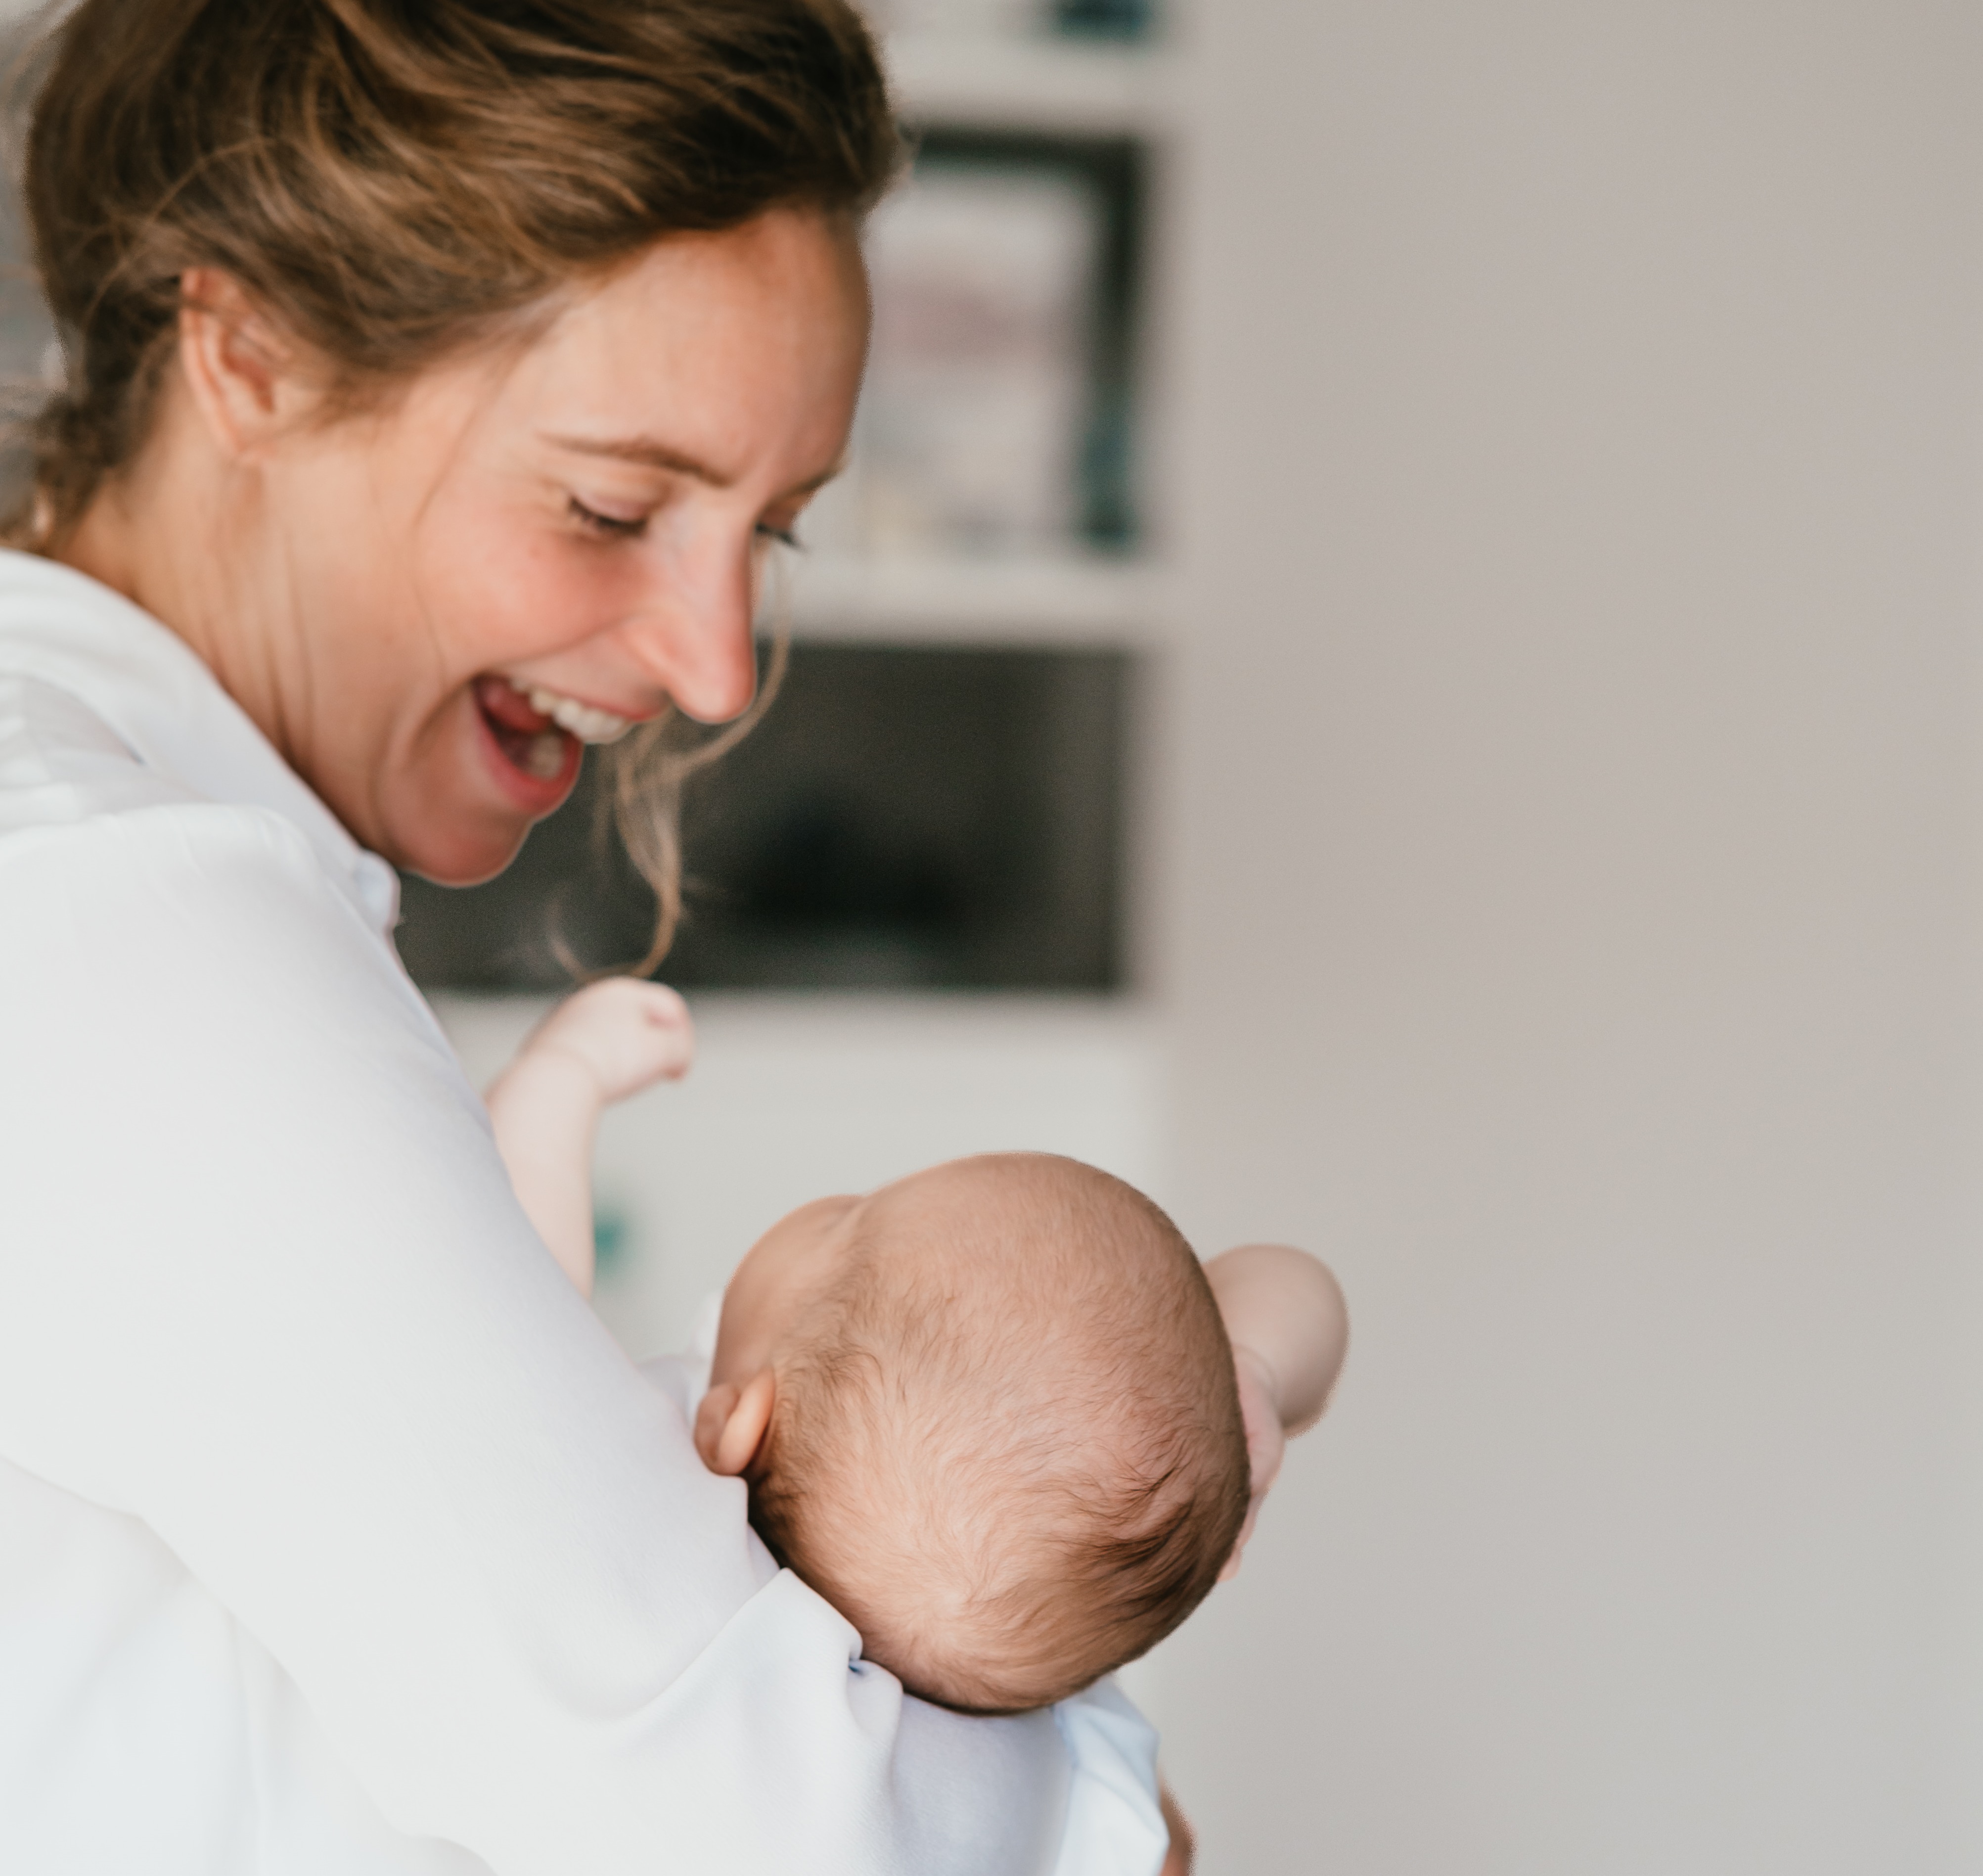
[0,552,1166,1876]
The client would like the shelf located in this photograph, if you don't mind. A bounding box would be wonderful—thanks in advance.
[770,551,1166,646]
[884,33,1179,138]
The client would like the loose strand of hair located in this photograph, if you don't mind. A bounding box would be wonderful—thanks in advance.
[550,553,793,982]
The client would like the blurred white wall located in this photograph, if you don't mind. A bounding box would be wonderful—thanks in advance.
[1137,2,1983,1871]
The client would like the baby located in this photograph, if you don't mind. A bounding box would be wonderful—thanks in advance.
[486,978,1348,1714]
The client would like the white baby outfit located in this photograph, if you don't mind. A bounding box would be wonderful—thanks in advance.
[0,550,1167,1876]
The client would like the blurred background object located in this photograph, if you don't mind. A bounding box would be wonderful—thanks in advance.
[865,0,1153,44]
[0,161,57,496]
[11,0,1983,1870]
[823,148,1115,556]
[397,644,1127,992]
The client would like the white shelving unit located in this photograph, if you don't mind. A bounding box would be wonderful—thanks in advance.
[786,24,1179,653]
[782,547,1164,645]
[884,30,1179,137]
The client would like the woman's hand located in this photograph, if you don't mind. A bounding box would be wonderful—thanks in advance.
[1160,1783,1195,1875]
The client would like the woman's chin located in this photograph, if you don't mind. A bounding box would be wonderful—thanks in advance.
[386,760,579,886]
[354,687,586,884]
[391,814,536,888]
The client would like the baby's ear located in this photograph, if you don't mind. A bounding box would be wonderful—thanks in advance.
[693,1371,777,1477]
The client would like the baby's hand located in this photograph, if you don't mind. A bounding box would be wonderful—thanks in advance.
[1220,1350,1288,1583]
[1207,1244,1348,1581]
[518,977,695,1105]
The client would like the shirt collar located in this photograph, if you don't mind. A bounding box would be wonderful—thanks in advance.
[0,548,401,935]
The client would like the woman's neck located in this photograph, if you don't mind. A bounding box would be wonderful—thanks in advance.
[56,386,299,764]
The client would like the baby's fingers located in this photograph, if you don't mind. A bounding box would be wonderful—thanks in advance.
[598,981,695,1094]
[1219,1353,1286,1581]
[530,977,695,1100]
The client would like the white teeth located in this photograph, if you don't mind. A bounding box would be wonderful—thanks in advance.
[522,731,567,779]
[524,683,634,745]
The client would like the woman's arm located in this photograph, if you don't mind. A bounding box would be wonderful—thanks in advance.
[0,806,1161,1876]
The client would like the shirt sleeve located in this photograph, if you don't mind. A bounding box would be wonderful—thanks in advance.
[0,802,1165,1876]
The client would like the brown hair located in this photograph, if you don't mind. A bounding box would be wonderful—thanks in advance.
[9,0,900,966]
[748,1155,1251,1715]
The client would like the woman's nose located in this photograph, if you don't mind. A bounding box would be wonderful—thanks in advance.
[619,539,761,724]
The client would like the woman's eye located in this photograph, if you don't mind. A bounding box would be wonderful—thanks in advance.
[755,522,803,550]
[569,496,648,540]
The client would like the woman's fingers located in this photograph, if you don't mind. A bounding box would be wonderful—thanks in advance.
[1159,1783,1195,1875]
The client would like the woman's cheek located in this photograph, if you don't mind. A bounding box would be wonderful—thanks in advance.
[426,513,635,668]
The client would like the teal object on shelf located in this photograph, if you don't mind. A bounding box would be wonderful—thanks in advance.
[593,1206,631,1278]
[1054,0,1151,40]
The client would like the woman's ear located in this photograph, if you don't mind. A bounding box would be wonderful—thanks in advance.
[176,266,314,458]
[693,1369,777,1478]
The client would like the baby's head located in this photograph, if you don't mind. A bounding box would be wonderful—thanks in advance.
[695,1153,1249,1713]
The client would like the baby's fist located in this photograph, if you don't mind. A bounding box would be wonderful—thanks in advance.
[523,977,695,1104]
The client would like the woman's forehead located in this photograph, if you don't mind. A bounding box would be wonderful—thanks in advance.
[481,213,867,483]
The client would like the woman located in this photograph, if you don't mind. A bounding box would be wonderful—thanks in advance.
[0,0,1187,1870]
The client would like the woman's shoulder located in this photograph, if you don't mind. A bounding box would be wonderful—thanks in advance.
[0,671,338,921]
[0,668,402,1015]
[0,738,447,1152]
[0,550,243,838]
[0,670,201,834]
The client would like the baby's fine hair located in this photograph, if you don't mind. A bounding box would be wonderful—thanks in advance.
[748,1153,1250,1714]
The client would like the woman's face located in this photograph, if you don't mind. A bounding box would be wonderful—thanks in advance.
[213,208,868,882]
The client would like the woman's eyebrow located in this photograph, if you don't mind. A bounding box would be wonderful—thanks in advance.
[542,432,848,500]
[541,433,737,487]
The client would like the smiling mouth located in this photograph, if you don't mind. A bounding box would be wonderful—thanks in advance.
[473,674,583,783]
[520,683,636,745]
